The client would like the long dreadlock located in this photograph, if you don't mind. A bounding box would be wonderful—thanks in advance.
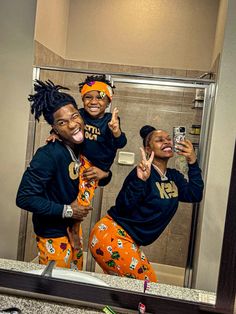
[28,80,78,125]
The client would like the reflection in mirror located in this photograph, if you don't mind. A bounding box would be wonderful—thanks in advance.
[2,0,236,312]
[17,66,215,294]
[2,137,236,313]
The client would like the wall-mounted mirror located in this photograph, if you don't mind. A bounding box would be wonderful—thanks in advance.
[1,0,236,313]
[19,66,215,290]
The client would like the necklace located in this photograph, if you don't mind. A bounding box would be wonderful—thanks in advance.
[152,163,168,181]
[66,145,81,174]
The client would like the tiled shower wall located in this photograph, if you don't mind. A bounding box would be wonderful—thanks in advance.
[23,41,205,268]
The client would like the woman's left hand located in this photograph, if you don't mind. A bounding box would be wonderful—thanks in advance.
[176,139,197,164]
[82,166,109,182]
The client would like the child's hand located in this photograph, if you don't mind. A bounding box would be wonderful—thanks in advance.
[82,166,109,182]
[46,131,61,143]
[176,139,197,164]
[108,107,121,137]
[137,148,154,181]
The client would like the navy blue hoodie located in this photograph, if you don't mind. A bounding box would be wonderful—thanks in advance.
[108,162,204,246]
[79,108,127,171]
[16,141,111,237]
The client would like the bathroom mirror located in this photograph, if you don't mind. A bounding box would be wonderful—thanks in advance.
[1,137,235,313]
[19,66,215,289]
[1,66,234,313]
[1,0,236,312]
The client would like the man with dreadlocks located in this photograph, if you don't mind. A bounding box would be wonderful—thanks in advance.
[16,80,111,270]
[49,74,127,175]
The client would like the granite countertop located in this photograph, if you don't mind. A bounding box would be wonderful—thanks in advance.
[0,294,112,314]
[0,258,216,313]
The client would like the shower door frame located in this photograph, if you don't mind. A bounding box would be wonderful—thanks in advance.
[20,65,215,289]
[108,76,215,289]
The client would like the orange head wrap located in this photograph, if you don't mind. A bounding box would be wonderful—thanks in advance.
[80,81,113,101]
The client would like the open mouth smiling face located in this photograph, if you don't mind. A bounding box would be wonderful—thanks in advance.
[83,90,110,119]
[149,130,174,158]
[53,104,85,145]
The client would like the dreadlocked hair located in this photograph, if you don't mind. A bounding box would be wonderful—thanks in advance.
[28,80,78,125]
[78,74,115,92]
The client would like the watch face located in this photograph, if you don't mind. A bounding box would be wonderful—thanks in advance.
[65,206,73,218]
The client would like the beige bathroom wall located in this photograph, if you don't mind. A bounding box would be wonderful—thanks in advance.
[34,0,70,58]
[212,0,228,65]
[0,0,36,259]
[34,0,219,70]
[66,0,219,70]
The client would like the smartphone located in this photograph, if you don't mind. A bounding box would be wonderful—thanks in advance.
[173,126,186,152]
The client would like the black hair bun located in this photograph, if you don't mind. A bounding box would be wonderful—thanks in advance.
[140,125,156,139]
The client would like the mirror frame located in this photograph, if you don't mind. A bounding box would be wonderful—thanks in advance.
[0,141,235,313]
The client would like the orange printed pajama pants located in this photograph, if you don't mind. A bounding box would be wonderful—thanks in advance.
[89,215,157,282]
[36,229,83,270]
[36,157,97,270]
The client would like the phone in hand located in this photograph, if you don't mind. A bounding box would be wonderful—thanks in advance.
[173,126,186,152]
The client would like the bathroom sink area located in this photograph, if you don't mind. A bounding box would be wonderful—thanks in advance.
[27,268,109,287]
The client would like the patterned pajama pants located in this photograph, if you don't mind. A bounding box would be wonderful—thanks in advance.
[36,225,83,270]
[36,157,98,270]
[89,215,157,282]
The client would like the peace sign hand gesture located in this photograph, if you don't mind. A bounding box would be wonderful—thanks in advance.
[108,107,121,137]
[137,148,154,181]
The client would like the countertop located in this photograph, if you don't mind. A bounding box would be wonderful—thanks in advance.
[0,258,216,313]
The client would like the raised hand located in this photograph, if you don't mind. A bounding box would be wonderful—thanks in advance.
[108,107,121,137]
[137,147,154,181]
[176,139,197,164]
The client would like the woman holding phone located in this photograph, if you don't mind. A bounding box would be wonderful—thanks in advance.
[89,125,204,282]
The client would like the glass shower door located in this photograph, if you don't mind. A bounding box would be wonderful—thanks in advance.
[96,78,210,286]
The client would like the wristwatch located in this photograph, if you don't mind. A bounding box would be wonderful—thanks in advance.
[63,205,73,218]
